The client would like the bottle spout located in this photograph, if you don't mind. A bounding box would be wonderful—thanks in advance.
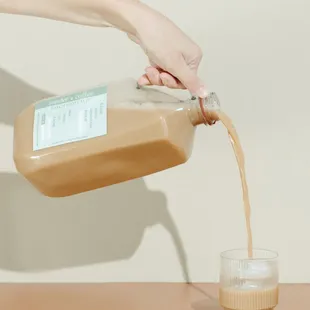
[204,92,221,111]
[198,92,221,126]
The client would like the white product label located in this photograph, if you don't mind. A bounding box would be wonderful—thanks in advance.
[33,86,107,151]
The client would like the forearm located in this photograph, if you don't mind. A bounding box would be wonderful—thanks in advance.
[0,0,147,35]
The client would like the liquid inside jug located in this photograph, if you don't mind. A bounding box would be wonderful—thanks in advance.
[13,78,219,197]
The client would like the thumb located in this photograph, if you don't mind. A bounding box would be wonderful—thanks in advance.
[127,33,140,45]
[172,60,207,98]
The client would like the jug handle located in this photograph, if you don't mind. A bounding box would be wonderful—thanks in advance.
[136,81,193,100]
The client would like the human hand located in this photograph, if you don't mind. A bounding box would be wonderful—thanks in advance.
[128,6,207,98]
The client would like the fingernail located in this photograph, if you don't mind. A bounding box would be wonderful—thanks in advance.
[138,75,150,86]
[161,76,169,86]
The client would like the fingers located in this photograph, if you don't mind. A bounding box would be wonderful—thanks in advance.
[160,72,185,89]
[137,62,207,97]
[171,60,207,98]
[138,67,162,86]
[138,67,186,89]
[137,74,151,86]
[145,67,163,86]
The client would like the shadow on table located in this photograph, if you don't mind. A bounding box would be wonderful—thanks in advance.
[191,298,222,310]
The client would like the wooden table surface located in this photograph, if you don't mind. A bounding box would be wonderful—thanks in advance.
[0,283,308,309]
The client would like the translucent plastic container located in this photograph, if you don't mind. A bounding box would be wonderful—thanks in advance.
[13,78,220,197]
[219,248,279,310]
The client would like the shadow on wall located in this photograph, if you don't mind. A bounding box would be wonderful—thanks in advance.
[0,68,190,281]
[0,68,52,126]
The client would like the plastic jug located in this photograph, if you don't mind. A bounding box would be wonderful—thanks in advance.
[13,78,220,197]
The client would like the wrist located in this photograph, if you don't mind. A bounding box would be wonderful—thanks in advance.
[0,0,22,13]
[0,0,154,35]
[103,0,156,35]
[95,0,143,35]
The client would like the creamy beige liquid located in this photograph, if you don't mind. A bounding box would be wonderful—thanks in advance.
[13,78,208,197]
[14,108,196,197]
[216,111,253,258]
[219,286,279,310]
[215,113,278,310]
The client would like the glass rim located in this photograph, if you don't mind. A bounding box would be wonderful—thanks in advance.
[220,248,278,261]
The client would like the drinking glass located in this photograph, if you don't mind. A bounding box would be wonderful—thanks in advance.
[219,249,279,310]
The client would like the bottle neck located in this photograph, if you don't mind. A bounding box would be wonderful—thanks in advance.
[188,92,221,126]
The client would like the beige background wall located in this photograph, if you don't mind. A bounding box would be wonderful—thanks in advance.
[0,0,309,283]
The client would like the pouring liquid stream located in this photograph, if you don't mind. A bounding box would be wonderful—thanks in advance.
[217,111,253,258]
[200,96,253,258]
